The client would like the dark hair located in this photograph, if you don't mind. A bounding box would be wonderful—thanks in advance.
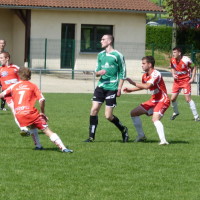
[18,66,31,80]
[0,52,10,60]
[142,56,155,67]
[106,34,114,45]
[173,47,183,55]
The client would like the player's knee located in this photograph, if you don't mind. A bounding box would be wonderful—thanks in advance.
[90,108,98,116]
[105,114,112,121]
[171,98,176,102]
[130,110,137,117]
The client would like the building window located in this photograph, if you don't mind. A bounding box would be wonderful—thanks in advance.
[81,25,113,52]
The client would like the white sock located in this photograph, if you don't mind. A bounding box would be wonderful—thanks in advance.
[171,101,179,114]
[50,133,66,151]
[30,128,42,148]
[131,116,145,137]
[189,100,199,119]
[154,120,167,143]
[20,126,29,132]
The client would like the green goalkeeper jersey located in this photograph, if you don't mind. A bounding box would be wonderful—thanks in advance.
[96,50,126,90]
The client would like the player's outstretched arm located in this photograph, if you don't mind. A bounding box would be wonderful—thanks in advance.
[95,69,106,77]
[125,77,152,90]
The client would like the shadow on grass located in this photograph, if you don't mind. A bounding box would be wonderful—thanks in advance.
[168,140,189,144]
[94,139,189,145]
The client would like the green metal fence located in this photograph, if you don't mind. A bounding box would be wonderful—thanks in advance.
[30,38,200,69]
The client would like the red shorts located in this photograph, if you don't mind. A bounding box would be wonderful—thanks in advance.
[30,115,48,130]
[172,78,191,95]
[141,99,170,116]
[16,113,48,130]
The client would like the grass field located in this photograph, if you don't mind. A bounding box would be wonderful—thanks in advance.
[1,93,200,200]
[145,49,171,68]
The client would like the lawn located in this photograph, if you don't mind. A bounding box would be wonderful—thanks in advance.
[146,49,171,68]
[0,93,200,200]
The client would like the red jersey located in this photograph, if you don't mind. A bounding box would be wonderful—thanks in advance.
[3,80,45,126]
[170,56,193,80]
[142,69,169,103]
[0,64,19,90]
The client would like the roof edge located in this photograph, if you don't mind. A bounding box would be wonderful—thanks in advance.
[0,5,165,14]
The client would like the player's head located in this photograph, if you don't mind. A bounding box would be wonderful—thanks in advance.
[142,56,155,69]
[18,66,31,80]
[0,39,6,50]
[172,47,183,59]
[101,34,114,48]
[0,52,10,65]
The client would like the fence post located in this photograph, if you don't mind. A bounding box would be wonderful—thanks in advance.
[44,38,47,69]
[71,40,75,80]
[39,69,42,91]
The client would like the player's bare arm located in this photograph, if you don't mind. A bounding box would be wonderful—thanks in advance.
[126,77,152,90]
[96,69,106,77]
[39,99,45,114]
[0,93,4,99]
[117,79,124,97]
[123,87,141,93]
[189,66,197,83]
[171,68,178,80]
[39,99,49,121]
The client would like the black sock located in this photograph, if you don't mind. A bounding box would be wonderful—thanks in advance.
[111,115,124,132]
[89,115,98,139]
[1,99,5,109]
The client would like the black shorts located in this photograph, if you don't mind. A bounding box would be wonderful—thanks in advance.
[92,87,117,107]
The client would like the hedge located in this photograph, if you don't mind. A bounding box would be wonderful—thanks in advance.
[146,26,200,52]
[146,26,172,51]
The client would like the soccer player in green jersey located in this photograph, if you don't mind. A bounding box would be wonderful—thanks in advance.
[84,34,129,142]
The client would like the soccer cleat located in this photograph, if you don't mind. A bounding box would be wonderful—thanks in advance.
[134,136,147,142]
[2,108,7,111]
[84,137,95,142]
[63,148,73,153]
[20,130,31,137]
[159,141,169,145]
[194,117,200,122]
[34,146,44,150]
[121,126,129,142]
[170,113,179,120]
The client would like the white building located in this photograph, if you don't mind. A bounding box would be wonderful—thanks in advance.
[0,0,163,76]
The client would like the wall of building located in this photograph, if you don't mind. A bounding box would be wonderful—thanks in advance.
[12,13,25,66]
[0,9,13,56]
[0,9,25,66]
[31,9,146,76]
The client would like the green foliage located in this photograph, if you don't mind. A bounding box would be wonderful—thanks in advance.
[1,93,200,199]
[177,28,200,51]
[146,26,172,51]
[165,0,200,25]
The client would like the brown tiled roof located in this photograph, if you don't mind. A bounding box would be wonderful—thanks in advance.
[0,0,164,13]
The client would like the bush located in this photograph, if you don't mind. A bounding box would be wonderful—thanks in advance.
[146,26,172,51]
[177,28,200,50]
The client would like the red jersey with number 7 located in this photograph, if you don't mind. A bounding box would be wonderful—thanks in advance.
[2,80,45,126]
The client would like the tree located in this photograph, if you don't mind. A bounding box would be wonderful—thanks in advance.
[165,0,200,26]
